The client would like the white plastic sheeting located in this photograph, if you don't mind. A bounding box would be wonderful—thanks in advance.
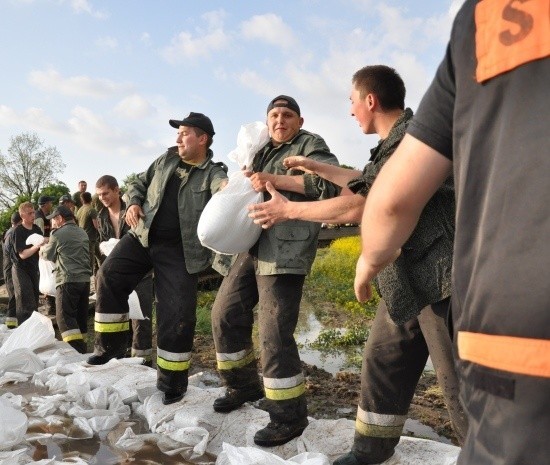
[0,311,461,465]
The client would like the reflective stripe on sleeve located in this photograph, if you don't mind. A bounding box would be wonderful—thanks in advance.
[61,328,84,342]
[355,406,407,438]
[94,312,130,333]
[458,331,550,378]
[216,348,256,370]
[263,373,305,401]
[157,348,191,372]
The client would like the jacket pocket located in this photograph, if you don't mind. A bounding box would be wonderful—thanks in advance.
[273,226,310,269]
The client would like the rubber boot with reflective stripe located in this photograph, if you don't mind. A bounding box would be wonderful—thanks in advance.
[92,311,130,358]
[156,347,191,394]
[344,406,404,464]
[261,373,308,425]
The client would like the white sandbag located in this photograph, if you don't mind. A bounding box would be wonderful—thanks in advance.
[0,397,28,450]
[111,368,157,404]
[0,312,55,356]
[38,258,57,296]
[216,442,329,465]
[227,121,270,169]
[99,239,145,320]
[0,348,44,377]
[99,238,119,256]
[0,449,29,465]
[128,290,144,320]
[25,233,44,247]
[197,170,263,254]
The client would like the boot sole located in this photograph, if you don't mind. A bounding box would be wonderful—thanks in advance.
[253,425,307,447]
[213,391,264,413]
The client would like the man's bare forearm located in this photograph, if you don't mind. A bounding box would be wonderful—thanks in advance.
[288,194,365,224]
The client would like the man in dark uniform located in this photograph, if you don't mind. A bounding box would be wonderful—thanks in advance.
[34,195,56,315]
[87,112,228,406]
[94,174,154,365]
[2,211,22,328]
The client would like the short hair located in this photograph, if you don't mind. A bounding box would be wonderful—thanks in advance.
[352,65,406,111]
[79,180,87,185]
[18,201,34,214]
[96,175,119,190]
[80,191,92,203]
[192,127,213,149]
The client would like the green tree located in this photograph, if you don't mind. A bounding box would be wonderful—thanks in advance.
[120,172,139,194]
[34,182,70,205]
[0,132,66,209]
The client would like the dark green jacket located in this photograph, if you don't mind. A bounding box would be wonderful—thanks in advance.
[349,109,455,324]
[40,221,91,287]
[126,147,228,274]
[251,129,340,275]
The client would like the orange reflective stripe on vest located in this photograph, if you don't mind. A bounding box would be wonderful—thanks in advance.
[458,331,550,378]
[475,0,550,82]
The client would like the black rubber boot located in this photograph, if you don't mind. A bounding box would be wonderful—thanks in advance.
[86,352,124,365]
[213,385,264,413]
[162,390,185,405]
[253,418,309,447]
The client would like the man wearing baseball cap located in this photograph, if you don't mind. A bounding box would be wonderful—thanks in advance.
[59,194,76,211]
[211,95,340,446]
[88,112,228,405]
[40,205,91,353]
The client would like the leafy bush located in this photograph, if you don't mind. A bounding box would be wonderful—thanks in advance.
[195,290,217,334]
[306,236,379,319]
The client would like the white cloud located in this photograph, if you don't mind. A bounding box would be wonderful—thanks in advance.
[28,68,133,98]
[66,0,108,19]
[235,70,279,98]
[141,32,151,43]
[114,94,156,119]
[240,14,296,49]
[161,11,230,64]
[95,36,118,49]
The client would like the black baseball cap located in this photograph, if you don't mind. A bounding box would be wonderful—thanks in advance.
[169,112,215,136]
[38,195,54,206]
[59,194,75,204]
[46,205,74,220]
[266,95,301,116]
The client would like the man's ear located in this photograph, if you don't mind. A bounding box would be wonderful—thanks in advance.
[366,93,376,111]
[298,116,304,128]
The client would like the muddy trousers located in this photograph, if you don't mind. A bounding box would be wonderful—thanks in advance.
[212,253,307,424]
[94,234,197,393]
[352,298,467,463]
[11,264,39,325]
[3,262,17,328]
[56,281,90,353]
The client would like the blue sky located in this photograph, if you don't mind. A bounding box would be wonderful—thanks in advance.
[0,0,464,193]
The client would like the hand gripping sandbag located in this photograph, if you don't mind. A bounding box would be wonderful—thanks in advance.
[38,258,57,296]
[197,171,263,254]
[198,122,269,255]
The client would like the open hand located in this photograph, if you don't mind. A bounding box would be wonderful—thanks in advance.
[248,182,289,229]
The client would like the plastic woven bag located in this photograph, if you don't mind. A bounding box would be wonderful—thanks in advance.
[197,122,269,254]
[197,171,263,254]
[38,258,57,296]
[0,398,27,450]
[0,311,55,356]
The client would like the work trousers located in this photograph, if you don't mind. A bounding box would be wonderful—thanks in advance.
[352,298,467,463]
[458,362,550,465]
[94,234,198,393]
[212,253,307,424]
[56,281,90,353]
[11,264,39,325]
[3,262,17,328]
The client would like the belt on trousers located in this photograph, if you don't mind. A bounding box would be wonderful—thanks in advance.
[458,331,550,378]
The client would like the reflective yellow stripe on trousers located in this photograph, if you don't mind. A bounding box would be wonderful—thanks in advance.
[263,373,305,401]
[458,331,550,378]
[355,406,407,438]
[94,312,130,333]
[61,328,84,342]
[157,348,191,372]
[216,348,256,370]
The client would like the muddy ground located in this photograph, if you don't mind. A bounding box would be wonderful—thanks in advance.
[0,290,459,446]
